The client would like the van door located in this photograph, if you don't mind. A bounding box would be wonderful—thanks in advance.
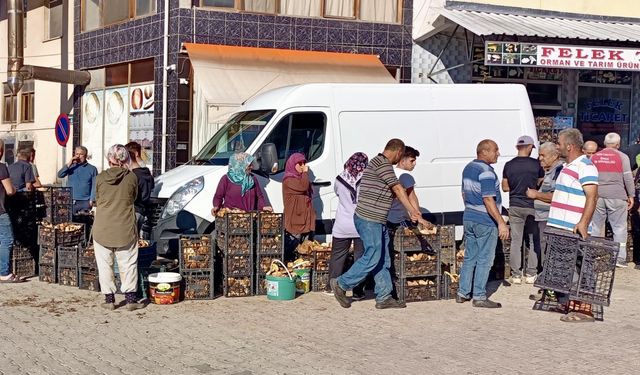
[258,109,335,235]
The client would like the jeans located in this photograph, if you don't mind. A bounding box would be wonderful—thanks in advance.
[0,213,14,276]
[337,215,392,303]
[458,220,498,301]
[537,221,548,269]
[592,198,628,262]
[328,237,364,294]
[508,206,539,277]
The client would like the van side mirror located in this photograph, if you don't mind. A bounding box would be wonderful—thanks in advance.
[259,143,278,175]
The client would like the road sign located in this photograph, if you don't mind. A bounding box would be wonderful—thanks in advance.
[55,113,70,147]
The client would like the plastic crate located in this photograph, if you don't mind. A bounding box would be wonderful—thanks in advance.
[394,251,439,278]
[440,273,459,300]
[256,275,268,295]
[531,294,604,321]
[79,267,100,292]
[12,256,36,278]
[216,232,253,255]
[257,234,284,254]
[7,192,39,247]
[39,245,56,266]
[395,277,439,303]
[182,270,215,300]
[256,254,285,275]
[39,263,56,283]
[57,245,81,267]
[41,187,73,224]
[439,245,456,267]
[534,228,581,294]
[223,276,253,297]
[312,271,329,292]
[393,227,439,252]
[313,250,331,272]
[257,212,284,235]
[179,234,214,271]
[223,254,253,276]
[38,223,85,248]
[573,238,619,306]
[79,244,97,268]
[439,225,456,248]
[216,212,254,235]
[57,265,78,287]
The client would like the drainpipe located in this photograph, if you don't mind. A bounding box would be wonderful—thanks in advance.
[161,0,170,174]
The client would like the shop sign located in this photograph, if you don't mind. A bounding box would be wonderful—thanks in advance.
[485,42,640,71]
[578,98,628,123]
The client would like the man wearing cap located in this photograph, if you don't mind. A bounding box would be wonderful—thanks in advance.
[502,135,544,284]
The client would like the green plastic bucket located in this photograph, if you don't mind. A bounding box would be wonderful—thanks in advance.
[266,260,296,300]
[294,268,311,294]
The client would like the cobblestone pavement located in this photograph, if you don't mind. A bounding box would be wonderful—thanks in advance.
[1,268,640,375]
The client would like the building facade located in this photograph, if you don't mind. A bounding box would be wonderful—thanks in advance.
[413,0,640,146]
[73,0,414,175]
[0,0,75,184]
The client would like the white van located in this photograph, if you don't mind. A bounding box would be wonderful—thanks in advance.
[150,83,537,254]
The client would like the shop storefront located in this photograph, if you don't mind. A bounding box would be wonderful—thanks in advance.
[413,5,640,146]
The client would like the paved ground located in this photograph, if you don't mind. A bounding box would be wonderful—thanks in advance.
[1,267,640,375]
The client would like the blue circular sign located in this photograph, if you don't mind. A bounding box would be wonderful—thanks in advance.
[55,114,70,147]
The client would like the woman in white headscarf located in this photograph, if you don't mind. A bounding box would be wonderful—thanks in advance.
[93,144,143,311]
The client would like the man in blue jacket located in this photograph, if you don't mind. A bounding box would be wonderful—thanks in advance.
[57,146,98,214]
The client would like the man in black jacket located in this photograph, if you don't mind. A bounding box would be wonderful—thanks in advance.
[125,142,154,234]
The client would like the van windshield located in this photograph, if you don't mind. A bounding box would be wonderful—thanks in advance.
[192,110,276,165]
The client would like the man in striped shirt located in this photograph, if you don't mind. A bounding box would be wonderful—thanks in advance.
[332,139,423,309]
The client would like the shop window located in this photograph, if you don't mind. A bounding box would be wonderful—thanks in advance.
[20,80,34,123]
[130,59,155,84]
[262,112,326,172]
[201,0,237,8]
[82,0,156,31]
[2,84,17,124]
[360,0,399,23]
[45,0,63,40]
[105,64,129,87]
[579,70,632,85]
[244,0,276,13]
[527,83,561,107]
[280,0,321,17]
[577,86,631,146]
[324,0,356,19]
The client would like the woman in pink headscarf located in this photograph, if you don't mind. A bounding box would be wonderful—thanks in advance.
[282,153,315,256]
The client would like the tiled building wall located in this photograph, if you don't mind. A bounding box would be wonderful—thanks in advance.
[74,0,414,174]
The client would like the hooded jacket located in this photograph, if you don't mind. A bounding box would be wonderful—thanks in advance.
[93,167,138,248]
[131,167,154,214]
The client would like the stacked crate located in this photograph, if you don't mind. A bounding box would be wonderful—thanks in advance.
[38,223,85,283]
[78,243,100,292]
[393,227,440,303]
[57,244,81,287]
[179,235,215,300]
[255,213,284,295]
[11,244,36,278]
[311,249,331,292]
[217,212,254,297]
[42,187,73,225]
[7,191,40,249]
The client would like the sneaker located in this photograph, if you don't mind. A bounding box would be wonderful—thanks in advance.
[375,297,407,309]
[524,275,537,284]
[352,291,366,301]
[472,299,502,308]
[616,261,628,268]
[330,279,351,308]
[510,276,522,285]
[100,303,116,311]
[455,294,470,304]
[126,302,145,311]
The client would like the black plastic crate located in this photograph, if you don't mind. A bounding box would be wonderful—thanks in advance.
[256,254,285,275]
[217,231,253,255]
[216,212,255,235]
[179,234,214,271]
[39,245,56,266]
[256,275,268,295]
[72,212,94,242]
[57,245,81,267]
[312,271,329,292]
[257,234,284,254]
[79,244,97,268]
[38,223,85,248]
[393,227,439,253]
[573,238,619,306]
[440,273,459,300]
[182,270,215,300]
[257,212,284,235]
[57,265,78,287]
[223,276,254,297]
[79,267,100,292]
[534,228,581,294]
[7,192,39,247]
[395,277,440,303]
[531,294,604,321]
[223,254,253,276]
[313,250,331,272]
[394,251,440,278]
[12,256,36,278]
[38,263,56,283]
[41,187,73,224]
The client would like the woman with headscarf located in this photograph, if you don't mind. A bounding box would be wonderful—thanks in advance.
[211,152,272,214]
[325,152,369,297]
[283,153,315,255]
[93,144,143,311]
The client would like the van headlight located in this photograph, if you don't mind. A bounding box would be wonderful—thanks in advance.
[161,176,204,219]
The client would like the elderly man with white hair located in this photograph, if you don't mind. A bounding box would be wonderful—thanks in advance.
[590,132,635,267]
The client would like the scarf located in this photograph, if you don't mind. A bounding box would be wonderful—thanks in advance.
[284,153,306,181]
[336,152,368,203]
[227,152,255,196]
[107,144,131,167]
